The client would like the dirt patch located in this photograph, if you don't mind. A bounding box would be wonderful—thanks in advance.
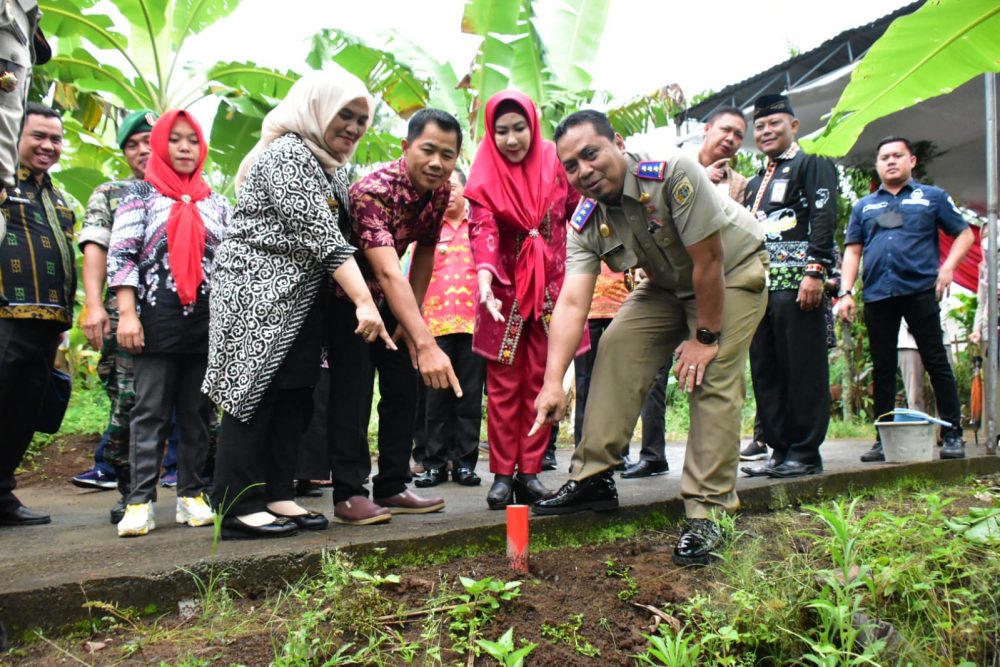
[19,434,101,489]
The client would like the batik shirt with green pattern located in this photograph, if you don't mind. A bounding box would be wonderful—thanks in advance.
[0,166,76,328]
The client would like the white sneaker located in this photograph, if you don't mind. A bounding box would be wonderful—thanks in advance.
[176,495,215,527]
[117,502,155,537]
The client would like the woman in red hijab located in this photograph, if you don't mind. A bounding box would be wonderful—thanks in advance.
[108,110,231,537]
[465,91,585,509]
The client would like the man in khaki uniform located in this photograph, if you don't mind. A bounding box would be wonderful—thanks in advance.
[531,110,768,566]
[0,0,44,240]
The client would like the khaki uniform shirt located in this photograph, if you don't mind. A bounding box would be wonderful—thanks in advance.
[567,151,763,298]
[0,0,40,241]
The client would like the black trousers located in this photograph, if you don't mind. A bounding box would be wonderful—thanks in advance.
[214,300,324,515]
[574,318,667,462]
[750,289,829,466]
[865,290,962,436]
[213,386,312,516]
[423,334,484,471]
[128,353,213,503]
[294,366,331,481]
[412,382,428,465]
[327,298,417,503]
[0,319,61,512]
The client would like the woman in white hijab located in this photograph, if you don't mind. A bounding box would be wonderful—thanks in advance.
[205,69,394,540]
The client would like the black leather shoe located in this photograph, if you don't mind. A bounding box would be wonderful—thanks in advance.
[220,515,299,540]
[621,460,669,479]
[940,434,966,460]
[860,442,885,463]
[541,451,557,471]
[295,480,323,497]
[273,511,329,531]
[613,454,633,472]
[672,518,722,566]
[109,497,126,524]
[513,474,550,504]
[532,473,618,515]
[414,467,449,488]
[0,505,51,526]
[487,476,514,510]
[741,457,782,477]
[766,461,822,478]
[452,466,481,486]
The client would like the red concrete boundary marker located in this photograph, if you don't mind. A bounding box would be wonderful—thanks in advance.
[506,504,530,573]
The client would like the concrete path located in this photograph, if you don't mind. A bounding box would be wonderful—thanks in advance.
[2,438,998,637]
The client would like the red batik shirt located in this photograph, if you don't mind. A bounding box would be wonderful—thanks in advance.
[588,263,630,320]
[423,217,477,336]
[348,158,450,301]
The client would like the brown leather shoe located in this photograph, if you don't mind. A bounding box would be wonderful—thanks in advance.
[375,490,445,514]
[332,496,392,525]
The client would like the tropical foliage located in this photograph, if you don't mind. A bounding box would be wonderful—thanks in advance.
[804,0,1000,156]
[36,0,682,203]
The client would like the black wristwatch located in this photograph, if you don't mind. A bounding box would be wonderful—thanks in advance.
[695,328,720,345]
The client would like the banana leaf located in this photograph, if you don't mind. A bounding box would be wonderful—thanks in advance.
[804,0,1000,156]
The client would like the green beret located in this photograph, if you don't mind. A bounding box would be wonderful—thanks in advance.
[117,110,157,149]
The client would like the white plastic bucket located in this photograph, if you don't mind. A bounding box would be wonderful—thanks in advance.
[875,420,936,463]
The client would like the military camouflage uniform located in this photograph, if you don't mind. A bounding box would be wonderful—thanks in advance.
[78,180,136,489]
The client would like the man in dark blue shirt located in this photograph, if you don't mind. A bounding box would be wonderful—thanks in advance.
[839,136,973,461]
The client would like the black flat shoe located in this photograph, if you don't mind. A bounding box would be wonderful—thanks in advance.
[452,466,482,486]
[532,472,618,515]
[513,474,550,504]
[487,476,514,510]
[220,515,299,540]
[860,442,885,463]
[414,467,448,488]
[672,518,722,566]
[766,461,822,478]
[0,505,51,526]
[621,460,669,479]
[272,511,329,531]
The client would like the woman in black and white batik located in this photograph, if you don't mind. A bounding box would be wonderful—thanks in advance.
[204,70,394,540]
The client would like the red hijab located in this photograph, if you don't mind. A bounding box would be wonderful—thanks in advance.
[464,91,561,320]
[144,109,211,306]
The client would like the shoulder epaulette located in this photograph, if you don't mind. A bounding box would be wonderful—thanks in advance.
[569,198,597,233]
[636,161,667,181]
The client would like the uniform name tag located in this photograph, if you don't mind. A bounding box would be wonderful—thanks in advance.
[770,179,788,204]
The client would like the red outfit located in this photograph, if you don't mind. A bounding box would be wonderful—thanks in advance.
[144,109,211,306]
[423,218,477,336]
[465,91,586,475]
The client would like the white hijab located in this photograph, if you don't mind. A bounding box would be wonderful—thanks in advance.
[236,68,375,191]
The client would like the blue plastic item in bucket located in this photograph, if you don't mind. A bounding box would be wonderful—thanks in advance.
[875,409,948,463]
[888,408,951,427]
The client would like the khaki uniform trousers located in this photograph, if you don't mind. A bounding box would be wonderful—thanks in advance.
[570,251,768,518]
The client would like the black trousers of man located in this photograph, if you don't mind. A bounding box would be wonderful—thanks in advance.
[422,333,484,472]
[327,297,417,504]
[574,318,668,463]
[865,289,962,436]
[0,319,61,513]
[750,289,830,466]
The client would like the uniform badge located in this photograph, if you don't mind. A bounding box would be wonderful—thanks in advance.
[637,161,667,181]
[569,198,596,232]
[0,71,18,93]
[638,192,651,204]
[599,223,611,238]
[781,166,790,174]
[672,177,693,205]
